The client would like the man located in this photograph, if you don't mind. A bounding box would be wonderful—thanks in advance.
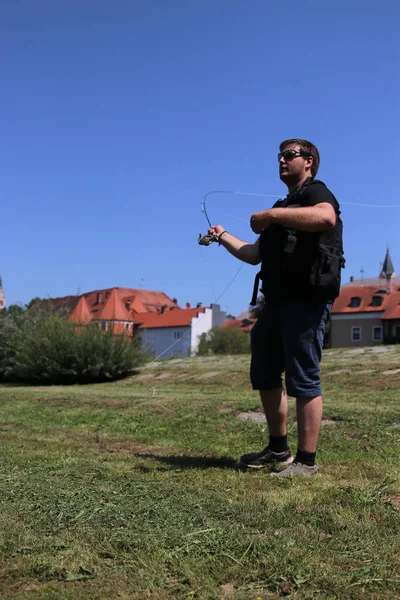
[209,139,344,476]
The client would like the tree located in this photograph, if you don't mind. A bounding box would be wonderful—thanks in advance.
[26,297,42,310]
[0,306,148,384]
[196,332,210,356]
[197,327,250,356]
[0,304,25,318]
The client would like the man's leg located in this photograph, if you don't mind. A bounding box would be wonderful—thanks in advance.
[239,388,293,467]
[296,395,323,453]
[260,388,288,437]
[240,303,293,468]
[271,303,330,476]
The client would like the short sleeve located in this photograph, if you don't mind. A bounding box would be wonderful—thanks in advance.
[304,182,339,211]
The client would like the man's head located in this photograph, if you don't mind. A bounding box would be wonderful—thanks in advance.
[278,139,320,186]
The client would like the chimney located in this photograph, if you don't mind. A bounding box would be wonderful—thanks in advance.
[196,302,202,308]
[185,302,191,309]
[386,276,393,295]
[350,276,354,282]
[172,297,178,304]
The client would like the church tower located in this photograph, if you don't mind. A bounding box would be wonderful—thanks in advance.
[379,248,396,294]
[0,271,5,310]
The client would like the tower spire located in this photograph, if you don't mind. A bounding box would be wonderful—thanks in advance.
[0,270,5,310]
[379,248,395,278]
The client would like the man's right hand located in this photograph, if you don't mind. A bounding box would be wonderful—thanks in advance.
[208,225,226,236]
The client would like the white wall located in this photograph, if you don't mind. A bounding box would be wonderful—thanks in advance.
[140,326,191,359]
[140,304,227,359]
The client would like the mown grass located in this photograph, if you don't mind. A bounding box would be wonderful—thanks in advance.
[0,347,399,599]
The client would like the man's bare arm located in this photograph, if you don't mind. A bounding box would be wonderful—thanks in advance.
[209,226,261,265]
[250,202,336,234]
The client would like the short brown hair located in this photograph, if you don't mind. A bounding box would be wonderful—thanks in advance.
[279,139,320,177]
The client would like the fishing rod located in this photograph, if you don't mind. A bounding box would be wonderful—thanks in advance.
[198,189,281,245]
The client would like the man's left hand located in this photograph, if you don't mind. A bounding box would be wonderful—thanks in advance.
[250,210,273,234]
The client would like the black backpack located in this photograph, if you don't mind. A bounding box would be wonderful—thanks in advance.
[250,179,345,305]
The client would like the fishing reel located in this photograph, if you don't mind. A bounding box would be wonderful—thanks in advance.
[198,233,218,246]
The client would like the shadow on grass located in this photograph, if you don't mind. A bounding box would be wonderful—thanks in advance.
[133,453,246,471]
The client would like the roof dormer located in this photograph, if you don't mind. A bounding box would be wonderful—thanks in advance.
[370,295,384,307]
[349,296,361,308]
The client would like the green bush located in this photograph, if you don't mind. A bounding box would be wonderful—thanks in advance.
[197,327,250,356]
[0,307,147,385]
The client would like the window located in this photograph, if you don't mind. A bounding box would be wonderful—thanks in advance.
[125,323,130,332]
[371,296,383,307]
[101,321,107,331]
[173,331,183,341]
[395,327,400,338]
[173,350,183,358]
[349,297,361,308]
[351,326,361,341]
[372,326,383,341]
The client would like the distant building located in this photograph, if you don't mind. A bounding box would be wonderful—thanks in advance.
[44,287,227,358]
[330,249,400,347]
[136,303,226,358]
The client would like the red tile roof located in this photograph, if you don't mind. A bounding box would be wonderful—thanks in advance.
[381,294,400,320]
[122,295,147,315]
[69,296,92,324]
[96,289,132,322]
[222,317,256,332]
[82,287,178,314]
[135,307,206,329]
[46,287,179,330]
[332,285,400,319]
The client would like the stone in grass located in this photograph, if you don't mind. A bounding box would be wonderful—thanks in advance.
[237,411,266,423]
[385,495,400,511]
[220,583,235,598]
[279,580,294,596]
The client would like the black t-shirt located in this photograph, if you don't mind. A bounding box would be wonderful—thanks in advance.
[259,178,343,301]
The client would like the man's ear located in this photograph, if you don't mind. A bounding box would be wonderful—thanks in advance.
[305,156,313,173]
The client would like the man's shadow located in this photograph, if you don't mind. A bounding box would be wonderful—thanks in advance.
[133,453,246,471]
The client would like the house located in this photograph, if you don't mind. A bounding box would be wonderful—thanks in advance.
[46,287,179,335]
[330,249,400,347]
[43,287,227,359]
[135,303,227,358]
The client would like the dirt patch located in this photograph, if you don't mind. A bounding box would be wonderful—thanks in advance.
[237,411,266,423]
[197,371,220,379]
[321,419,337,426]
[346,373,400,391]
[219,403,234,414]
[54,430,181,458]
[385,496,400,511]
[382,369,400,375]
[39,395,131,409]
[220,583,235,598]
[0,423,12,430]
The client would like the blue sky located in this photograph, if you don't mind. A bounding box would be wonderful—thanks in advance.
[2,0,399,316]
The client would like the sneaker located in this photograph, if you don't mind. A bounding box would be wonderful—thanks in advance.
[270,461,319,477]
[239,446,294,469]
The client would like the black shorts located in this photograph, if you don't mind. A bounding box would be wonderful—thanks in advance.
[250,300,331,398]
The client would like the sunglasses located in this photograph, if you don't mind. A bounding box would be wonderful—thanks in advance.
[278,149,311,161]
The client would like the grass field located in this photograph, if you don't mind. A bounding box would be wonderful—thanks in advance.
[1,346,399,599]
